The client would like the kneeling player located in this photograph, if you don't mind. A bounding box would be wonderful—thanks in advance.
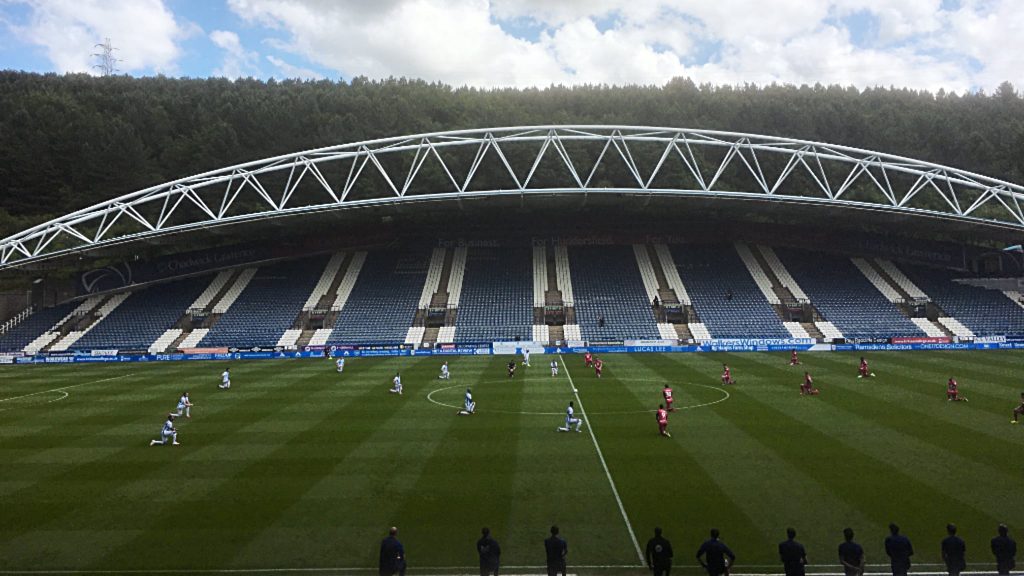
[1012,392,1024,424]
[790,349,801,366]
[150,413,180,446]
[594,357,604,378]
[390,372,403,395]
[458,387,475,415]
[946,377,967,402]
[335,356,345,373]
[663,384,675,411]
[550,359,559,377]
[721,364,735,385]
[656,404,671,437]
[800,372,819,396]
[439,361,450,380]
[857,357,875,378]
[219,367,231,389]
[558,401,583,432]
[507,360,516,379]
[584,352,593,368]
[176,392,193,418]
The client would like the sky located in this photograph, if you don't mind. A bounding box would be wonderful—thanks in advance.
[0,0,1019,93]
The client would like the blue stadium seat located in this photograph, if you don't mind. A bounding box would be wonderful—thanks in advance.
[200,259,322,347]
[74,277,210,350]
[671,244,789,338]
[569,245,659,341]
[455,247,533,343]
[0,302,76,352]
[903,266,1024,336]
[328,251,428,345]
[777,248,924,339]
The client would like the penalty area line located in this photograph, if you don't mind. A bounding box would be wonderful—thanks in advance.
[0,373,136,404]
[559,354,645,567]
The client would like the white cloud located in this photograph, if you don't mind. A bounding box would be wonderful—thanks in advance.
[266,55,324,80]
[7,0,189,74]
[210,29,261,79]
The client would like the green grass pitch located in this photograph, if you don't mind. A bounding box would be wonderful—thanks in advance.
[1,350,1022,574]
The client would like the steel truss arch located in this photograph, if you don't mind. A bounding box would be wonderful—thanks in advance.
[3,125,1024,269]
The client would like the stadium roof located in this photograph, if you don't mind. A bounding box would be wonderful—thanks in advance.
[2,125,1023,271]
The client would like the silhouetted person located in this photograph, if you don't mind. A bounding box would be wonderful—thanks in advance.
[941,524,967,576]
[779,527,807,576]
[379,526,405,576]
[991,524,1017,575]
[725,289,733,301]
[838,528,865,576]
[645,526,674,576]
[477,527,501,576]
[598,315,605,328]
[545,525,567,576]
[653,295,660,308]
[696,528,735,576]
[884,523,914,576]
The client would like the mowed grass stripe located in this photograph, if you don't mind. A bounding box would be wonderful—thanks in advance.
[684,354,1008,562]
[0,360,349,570]
[578,354,781,562]
[86,356,443,571]
[628,353,879,561]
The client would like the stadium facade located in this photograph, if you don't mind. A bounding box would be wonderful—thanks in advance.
[1,126,1023,361]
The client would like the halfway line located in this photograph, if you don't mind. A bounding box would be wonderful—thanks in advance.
[559,354,645,566]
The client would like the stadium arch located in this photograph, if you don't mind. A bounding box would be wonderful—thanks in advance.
[2,125,1023,270]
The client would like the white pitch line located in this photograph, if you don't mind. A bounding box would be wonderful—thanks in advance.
[560,354,645,566]
[0,373,135,404]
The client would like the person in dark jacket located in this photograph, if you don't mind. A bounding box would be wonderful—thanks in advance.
[379,526,405,576]
[477,527,501,576]
[779,527,807,576]
[838,528,865,576]
[645,527,674,576]
[991,524,1017,575]
[884,523,914,576]
[941,524,967,576]
[544,525,568,576]
[696,528,735,576]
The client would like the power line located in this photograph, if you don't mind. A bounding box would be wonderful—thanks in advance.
[92,37,121,76]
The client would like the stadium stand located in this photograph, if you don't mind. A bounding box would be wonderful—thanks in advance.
[688,322,712,340]
[735,242,781,305]
[74,278,208,351]
[332,252,367,311]
[190,270,234,312]
[51,293,132,352]
[405,326,425,345]
[308,328,333,346]
[938,316,975,339]
[454,247,534,343]
[418,248,446,309]
[532,324,549,342]
[815,321,845,341]
[911,317,947,337]
[876,259,930,300]
[568,245,659,340]
[671,244,790,338]
[437,325,456,344]
[563,323,582,341]
[653,244,691,304]
[0,301,76,352]
[554,245,575,306]
[277,329,302,347]
[303,252,346,311]
[533,245,547,307]
[783,321,811,338]
[149,329,182,354]
[200,259,322,347]
[657,323,678,339]
[902,265,1024,336]
[757,245,809,301]
[328,251,429,344]
[851,258,903,303]
[446,247,468,308]
[777,248,925,339]
[633,244,661,303]
[178,328,209,348]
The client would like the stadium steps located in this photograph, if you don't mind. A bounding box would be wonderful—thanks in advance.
[549,324,564,343]
[910,317,947,338]
[657,323,678,340]
[277,329,302,347]
[307,328,332,346]
[653,244,691,305]
[939,316,975,339]
[422,326,440,345]
[178,328,209,349]
[783,321,811,339]
[852,257,905,304]
[673,323,692,340]
[295,328,317,348]
[303,252,347,312]
[149,328,182,354]
[875,259,930,301]
[533,245,548,308]
[49,292,131,352]
[814,320,845,341]
[189,269,237,313]
[750,244,807,315]
[211,268,258,314]
[801,322,824,339]
[330,251,367,312]
[756,245,810,302]
[554,245,575,307]
[166,328,193,352]
[735,242,782,305]
[688,322,712,340]
[633,243,662,322]
[419,247,447,309]
[429,248,455,308]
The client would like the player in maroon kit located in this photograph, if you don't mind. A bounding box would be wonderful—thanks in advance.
[656,404,671,437]
[800,371,819,395]
[857,356,875,378]
[584,352,593,368]
[721,364,735,385]
[790,349,801,366]
[594,357,604,378]
[946,377,967,402]
[663,385,675,411]
[1012,392,1024,424]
